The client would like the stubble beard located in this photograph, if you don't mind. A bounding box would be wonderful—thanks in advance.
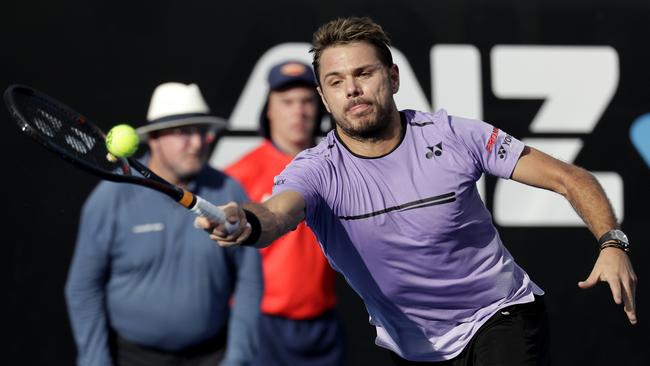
[335,100,395,142]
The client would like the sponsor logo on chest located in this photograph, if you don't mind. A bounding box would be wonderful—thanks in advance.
[132,223,165,234]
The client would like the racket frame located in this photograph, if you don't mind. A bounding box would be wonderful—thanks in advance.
[4,84,231,226]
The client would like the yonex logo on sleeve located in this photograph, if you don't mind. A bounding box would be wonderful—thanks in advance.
[502,135,512,147]
[498,146,507,159]
[497,135,513,159]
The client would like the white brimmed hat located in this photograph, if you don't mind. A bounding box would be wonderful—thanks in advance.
[136,82,227,140]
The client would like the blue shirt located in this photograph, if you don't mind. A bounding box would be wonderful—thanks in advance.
[65,166,262,366]
[273,109,543,361]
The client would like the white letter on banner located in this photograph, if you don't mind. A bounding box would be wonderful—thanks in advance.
[491,46,623,225]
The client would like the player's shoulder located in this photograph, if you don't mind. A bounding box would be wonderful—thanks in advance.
[404,108,486,138]
[402,109,458,143]
[403,109,451,129]
[294,132,337,162]
[276,134,335,180]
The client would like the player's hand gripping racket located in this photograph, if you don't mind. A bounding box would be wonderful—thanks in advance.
[4,84,240,232]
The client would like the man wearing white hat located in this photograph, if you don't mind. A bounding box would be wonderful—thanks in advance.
[65,82,263,366]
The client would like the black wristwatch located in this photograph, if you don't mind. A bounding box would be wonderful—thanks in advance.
[597,229,630,252]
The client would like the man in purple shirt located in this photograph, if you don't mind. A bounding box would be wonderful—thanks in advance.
[198,17,637,365]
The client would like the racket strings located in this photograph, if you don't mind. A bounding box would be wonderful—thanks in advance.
[34,109,62,137]
[64,125,97,154]
[5,85,189,204]
[14,90,126,174]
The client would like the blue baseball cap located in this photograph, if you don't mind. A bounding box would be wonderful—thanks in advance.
[267,61,317,91]
[259,61,324,140]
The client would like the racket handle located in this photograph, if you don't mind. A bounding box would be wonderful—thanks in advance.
[191,195,240,233]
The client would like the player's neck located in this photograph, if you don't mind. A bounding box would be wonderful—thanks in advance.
[336,110,403,158]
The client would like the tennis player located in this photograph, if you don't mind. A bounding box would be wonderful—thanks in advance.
[197,17,637,365]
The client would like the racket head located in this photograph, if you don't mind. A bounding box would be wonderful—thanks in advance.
[4,84,134,179]
[4,84,185,201]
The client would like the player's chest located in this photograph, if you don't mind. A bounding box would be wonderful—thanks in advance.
[325,142,476,226]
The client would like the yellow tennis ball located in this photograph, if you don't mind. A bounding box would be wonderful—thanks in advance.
[106,124,140,158]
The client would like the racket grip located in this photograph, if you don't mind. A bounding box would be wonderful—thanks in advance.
[191,196,240,233]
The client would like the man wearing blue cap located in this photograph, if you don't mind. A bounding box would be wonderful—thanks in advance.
[226,61,346,366]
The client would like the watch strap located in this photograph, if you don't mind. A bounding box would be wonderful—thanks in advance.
[597,230,629,252]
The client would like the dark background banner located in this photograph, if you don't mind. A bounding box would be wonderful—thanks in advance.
[2,1,648,365]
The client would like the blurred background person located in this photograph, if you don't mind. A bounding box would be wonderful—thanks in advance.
[226,61,346,366]
[65,82,263,366]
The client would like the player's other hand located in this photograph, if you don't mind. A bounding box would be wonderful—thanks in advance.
[195,201,251,247]
[578,247,637,325]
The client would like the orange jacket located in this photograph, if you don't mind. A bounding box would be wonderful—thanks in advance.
[226,140,337,319]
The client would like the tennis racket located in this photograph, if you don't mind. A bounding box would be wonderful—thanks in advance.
[4,84,239,232]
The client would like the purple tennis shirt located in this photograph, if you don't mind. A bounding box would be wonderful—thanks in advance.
[272,109,543,361]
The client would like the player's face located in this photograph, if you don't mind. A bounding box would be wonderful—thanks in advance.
[317,41,399,140]
[267,86,318,146]
[148,125,214,183]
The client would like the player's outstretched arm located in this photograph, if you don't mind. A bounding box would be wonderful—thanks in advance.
[195,190,306,249]
[511,146,637,325]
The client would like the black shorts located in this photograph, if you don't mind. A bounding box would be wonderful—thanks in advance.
[390,295,550,366]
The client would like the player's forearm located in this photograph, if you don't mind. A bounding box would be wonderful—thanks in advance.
[512,147,618,239]
[242,202,299,248]
[561,165,618,238]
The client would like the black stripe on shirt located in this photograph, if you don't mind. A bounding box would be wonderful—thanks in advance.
[408,121,434,127]
[338,192,456,220]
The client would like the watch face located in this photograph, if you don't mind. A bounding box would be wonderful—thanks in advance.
[614,230,629,244]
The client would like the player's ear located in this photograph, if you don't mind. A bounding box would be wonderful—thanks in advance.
[390,64,400,94]
[317,86,331,113]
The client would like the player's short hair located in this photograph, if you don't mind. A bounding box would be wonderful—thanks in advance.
[310,17,393,84]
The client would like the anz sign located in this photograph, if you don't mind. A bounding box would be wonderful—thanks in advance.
[210,43,623,227]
